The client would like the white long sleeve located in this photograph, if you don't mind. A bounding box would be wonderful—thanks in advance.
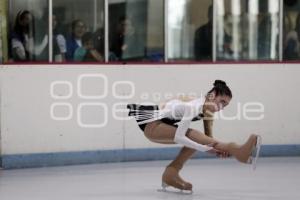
[174,101,213,152]
[172,102,213,152]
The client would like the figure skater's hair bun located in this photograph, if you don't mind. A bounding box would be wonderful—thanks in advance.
[214,80,227,87]
[208,80,232,98]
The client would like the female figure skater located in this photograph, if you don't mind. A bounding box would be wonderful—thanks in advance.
[127,80,262,192]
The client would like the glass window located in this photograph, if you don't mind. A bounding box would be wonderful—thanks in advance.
[109,0,164,62]
[216,0,280,61]
[53,0,105,63]
[8,0,49,62]
[283,0,300,60]
[167,0,213,61]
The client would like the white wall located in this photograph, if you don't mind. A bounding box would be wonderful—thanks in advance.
[0,64,300,156]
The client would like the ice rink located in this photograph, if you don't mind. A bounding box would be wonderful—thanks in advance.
[0,157,299,200]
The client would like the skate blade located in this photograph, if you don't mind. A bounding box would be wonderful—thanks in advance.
[247,135,262,170]
[251,135,262,170]
[157,188,193,195]
[157,182,193,195]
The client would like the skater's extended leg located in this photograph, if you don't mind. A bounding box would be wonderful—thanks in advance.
[186,129,258,163]
[144,120,258,163]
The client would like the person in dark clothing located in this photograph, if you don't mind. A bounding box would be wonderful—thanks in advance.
[194,5,213,61]
[110,16,144,61]
[10,10,35,61]
[66,19,86,61]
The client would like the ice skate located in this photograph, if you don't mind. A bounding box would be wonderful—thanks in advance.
[234,134,262,170]
[248,135,262,170]
[157,166,193,194]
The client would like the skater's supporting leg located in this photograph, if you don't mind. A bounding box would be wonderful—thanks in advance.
[162,146,196,191]
[168,146,196,170]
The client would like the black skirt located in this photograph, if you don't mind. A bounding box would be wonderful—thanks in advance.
[127,104,180,131]
[127,104,203,132]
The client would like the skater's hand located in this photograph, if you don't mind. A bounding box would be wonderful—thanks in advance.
[206,142,222,156]
[207,148,230,158]
[216,151,231,158]
[207,148,221,155]
[207,142,231,158]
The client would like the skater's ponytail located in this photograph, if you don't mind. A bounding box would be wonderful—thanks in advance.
[208,80,232,98]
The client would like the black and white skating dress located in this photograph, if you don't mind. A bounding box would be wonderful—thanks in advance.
[127,98,213,152]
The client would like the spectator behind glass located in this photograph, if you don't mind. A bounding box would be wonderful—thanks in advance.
[10,10,48,61]
[110,16,144,61]
[283,14,293,57]
[284,13,300,60]
[66,19,86,61]
[221,13,234,59]
[34,8,49,61]
[194,5,213,61]
[93,27,105,58]
[53,14,66,62]
[257,14,272,60]
[74,32,103,62]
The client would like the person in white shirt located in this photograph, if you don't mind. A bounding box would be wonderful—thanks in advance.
[284,13,300,60]
[127,80,261,192]
[53,14,66,62]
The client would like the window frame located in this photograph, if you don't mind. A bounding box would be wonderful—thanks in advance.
[3,0,300,64]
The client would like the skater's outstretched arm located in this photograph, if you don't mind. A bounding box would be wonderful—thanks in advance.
[172,103,214,152]
[203,110,214,138]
